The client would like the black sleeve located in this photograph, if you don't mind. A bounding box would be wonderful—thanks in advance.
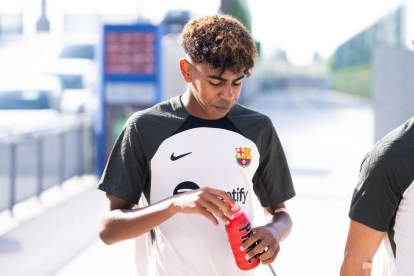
[349,154,413,232]
[253,119,295,207]
[97,116,147,204]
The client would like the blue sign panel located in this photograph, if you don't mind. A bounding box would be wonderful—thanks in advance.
[96,23,162,175]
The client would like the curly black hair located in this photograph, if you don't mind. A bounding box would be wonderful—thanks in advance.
[181,14,258,77]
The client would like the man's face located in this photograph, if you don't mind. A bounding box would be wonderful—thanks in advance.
[188,61,245,120]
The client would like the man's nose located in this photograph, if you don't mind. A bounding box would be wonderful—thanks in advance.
[219,84,234,101]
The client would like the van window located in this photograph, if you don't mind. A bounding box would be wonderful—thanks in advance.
[59,44,95,60]
[57,75,84,89]
[0,90,51,109]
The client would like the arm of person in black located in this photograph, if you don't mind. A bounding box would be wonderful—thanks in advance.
[340,153,413,275]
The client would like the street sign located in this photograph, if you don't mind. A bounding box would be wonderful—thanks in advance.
[97,23,162,175]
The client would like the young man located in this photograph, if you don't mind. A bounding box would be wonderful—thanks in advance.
[97,15,295,275]
[341,117,414,276]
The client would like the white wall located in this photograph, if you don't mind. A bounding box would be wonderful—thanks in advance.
[373,48,414,141]
[161,34,187,101]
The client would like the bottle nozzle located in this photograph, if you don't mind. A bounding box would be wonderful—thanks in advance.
[225,201,240,213]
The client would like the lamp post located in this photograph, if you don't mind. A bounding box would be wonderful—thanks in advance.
[36,0,50,33]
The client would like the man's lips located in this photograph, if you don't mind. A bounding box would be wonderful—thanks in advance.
[214,106,232,113]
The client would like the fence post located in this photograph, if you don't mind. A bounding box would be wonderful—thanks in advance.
[37,136,43,197]
[78,125,84,177]
[59,132,65,186]
[9,143,16,215]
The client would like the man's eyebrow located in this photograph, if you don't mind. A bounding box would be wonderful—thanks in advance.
[207,75,245,82]
[234,75,245,81]
[208,75,227,81]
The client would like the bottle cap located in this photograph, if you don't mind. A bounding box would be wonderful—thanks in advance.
[225,201,240,213]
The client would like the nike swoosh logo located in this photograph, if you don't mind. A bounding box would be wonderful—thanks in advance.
[171,152,192,161]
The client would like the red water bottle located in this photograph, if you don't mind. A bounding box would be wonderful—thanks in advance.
[225,202,260,270]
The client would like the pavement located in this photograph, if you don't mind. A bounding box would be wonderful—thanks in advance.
[0,176,110,276]
[0,89,385,276]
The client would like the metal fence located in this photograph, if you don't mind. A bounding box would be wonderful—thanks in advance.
[0,114,95,213]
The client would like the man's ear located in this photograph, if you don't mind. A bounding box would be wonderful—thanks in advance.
[179,59,192,83]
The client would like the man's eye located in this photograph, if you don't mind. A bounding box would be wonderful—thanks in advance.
[209,81,221,86]
[232,82,242,86]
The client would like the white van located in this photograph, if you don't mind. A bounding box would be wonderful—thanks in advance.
[0,74,63,131]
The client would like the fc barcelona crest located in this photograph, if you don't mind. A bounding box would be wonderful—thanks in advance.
[236,148,252,168]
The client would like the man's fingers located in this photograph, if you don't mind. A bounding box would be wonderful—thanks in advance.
[197,206,219,226]
[204,187,236,206]
[199,199,229,225]
[241,230,261,252]
[261,244,280,265]
[201,192,234,220]
[257,241,276,261]
[245,238,271,259]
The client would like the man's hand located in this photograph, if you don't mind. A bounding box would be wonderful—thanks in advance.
[171,187,236,227]
[241,225,281,265]
[240,203,292,265]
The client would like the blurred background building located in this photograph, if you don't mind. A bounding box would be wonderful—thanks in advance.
[327,3,414,140]
[0,1,413,276]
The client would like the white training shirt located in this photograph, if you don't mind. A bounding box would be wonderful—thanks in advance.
[98,96,295,275]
